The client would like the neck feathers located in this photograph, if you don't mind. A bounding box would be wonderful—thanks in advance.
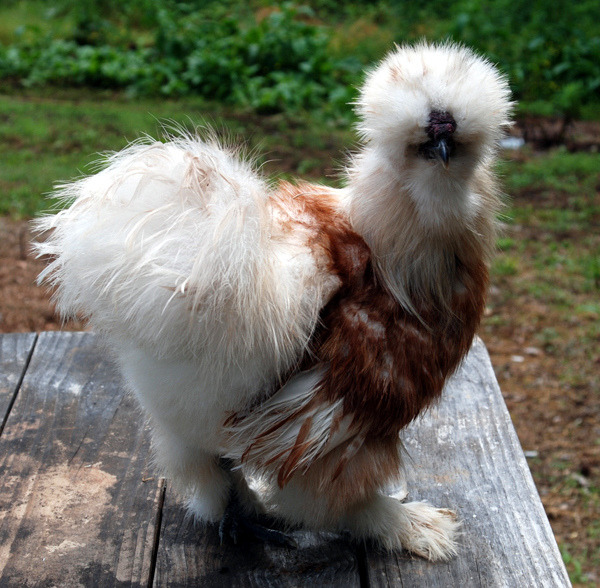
[345,148,499,318]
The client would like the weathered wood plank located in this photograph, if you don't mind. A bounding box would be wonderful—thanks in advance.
[153,487,361,587]
[363,337,570,587]
[0,331,162,587]
[0,333,37,430]
[0,332,569,586]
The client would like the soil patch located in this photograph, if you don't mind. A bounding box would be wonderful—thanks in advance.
[0,217,85,332]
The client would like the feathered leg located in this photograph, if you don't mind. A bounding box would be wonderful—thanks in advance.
[152,429,282,541]
[151,427,232,522]
[268,478,459,560]
[260,434,460,561]
[342,495,460,560]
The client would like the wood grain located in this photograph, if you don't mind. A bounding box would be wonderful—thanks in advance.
[0,331,162,587]
[0,333,37,430]
[0,332,570,586]
[362,337,571,587]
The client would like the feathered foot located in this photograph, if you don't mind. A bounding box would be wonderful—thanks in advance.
[344,495,460,561]
[269,475,459,561]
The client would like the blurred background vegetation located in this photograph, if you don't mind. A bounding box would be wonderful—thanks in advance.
[0,1,599,585]
[0,0,599,119]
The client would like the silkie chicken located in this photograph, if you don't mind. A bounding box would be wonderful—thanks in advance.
[35,42,513,561]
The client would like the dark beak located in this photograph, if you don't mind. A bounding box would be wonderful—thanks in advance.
[434,138,450,169]
[418,136,454,168]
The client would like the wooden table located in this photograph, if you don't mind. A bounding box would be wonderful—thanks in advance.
[0,332,570,587]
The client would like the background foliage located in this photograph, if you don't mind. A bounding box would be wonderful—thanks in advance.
[1,0,599,117]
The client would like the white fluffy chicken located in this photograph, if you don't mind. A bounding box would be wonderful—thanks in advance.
[36,43,512,560]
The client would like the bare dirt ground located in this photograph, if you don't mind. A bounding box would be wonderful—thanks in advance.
[1,117,598,582]
[0,217,84,332]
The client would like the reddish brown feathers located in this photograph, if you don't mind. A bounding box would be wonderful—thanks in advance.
[232,181,489,493]
[278,182,488,437]
[313,258,488,437]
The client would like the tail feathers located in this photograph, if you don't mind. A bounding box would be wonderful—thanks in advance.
[34,134,330,370]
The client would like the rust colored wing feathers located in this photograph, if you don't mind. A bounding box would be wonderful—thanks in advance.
[224,182,488,488]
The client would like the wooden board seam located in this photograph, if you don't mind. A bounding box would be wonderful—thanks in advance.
[356,540,372,588]
[147,478,167,588]
[0,333,38,438]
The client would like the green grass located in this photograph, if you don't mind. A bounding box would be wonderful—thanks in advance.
[0,91,353,217]
[501,149,600,196]
[0,93,165,217]
[491,256,520,276]
[0,1,73,45]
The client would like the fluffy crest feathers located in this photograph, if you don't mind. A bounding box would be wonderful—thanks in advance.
[355,42,513,156]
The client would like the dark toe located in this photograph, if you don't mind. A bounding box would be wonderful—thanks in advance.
[218,491,296,548]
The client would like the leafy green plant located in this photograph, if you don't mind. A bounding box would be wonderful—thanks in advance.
[448,0,600,116]
[1,1,599,117]
[0,4,362,115]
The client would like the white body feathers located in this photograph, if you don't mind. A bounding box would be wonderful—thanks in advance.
[37,138,341,445]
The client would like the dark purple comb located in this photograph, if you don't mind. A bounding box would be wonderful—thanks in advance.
[427,111,457,140]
